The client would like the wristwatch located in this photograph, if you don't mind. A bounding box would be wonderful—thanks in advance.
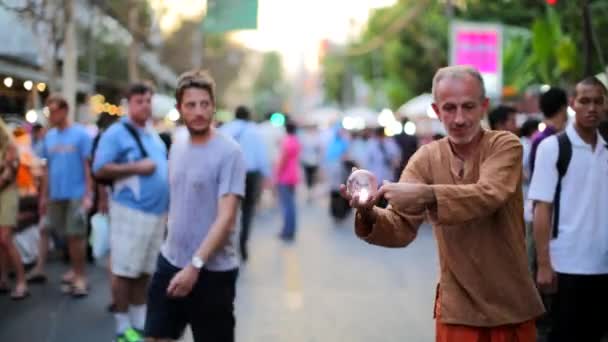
[191,255,205,270]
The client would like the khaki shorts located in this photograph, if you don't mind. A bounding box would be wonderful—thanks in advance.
[0,185,18,227]
[47,199,87,237]
[110,201,166,279]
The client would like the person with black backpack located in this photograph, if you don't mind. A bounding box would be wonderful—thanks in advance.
[529,87,569,175]
[528,77,608,342]
[92,83,170,342]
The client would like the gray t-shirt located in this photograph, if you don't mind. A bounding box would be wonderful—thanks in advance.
[161,131,246,271]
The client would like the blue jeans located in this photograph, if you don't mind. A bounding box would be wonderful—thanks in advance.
[278,184,296,238]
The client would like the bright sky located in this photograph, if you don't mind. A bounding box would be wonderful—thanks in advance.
[148,0,207,32]
[231,0,397,72]
[149,0,397,73]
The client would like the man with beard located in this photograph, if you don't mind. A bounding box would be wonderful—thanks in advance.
[529,77,608,341]
[144,69,246,342]
[342,66,544,341]
[93,83,169,342]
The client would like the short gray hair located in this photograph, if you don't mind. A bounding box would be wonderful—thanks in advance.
[432,65,486,101]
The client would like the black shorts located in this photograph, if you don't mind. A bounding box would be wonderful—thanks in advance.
[302,165,318,188]
[144,255,239,341]
[304,165,319,189]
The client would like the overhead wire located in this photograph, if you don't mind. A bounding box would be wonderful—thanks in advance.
[345,0,430,57]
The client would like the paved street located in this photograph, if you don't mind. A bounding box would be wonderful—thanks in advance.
[0,193,438,342]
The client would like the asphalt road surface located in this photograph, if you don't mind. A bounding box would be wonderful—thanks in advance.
[0,195,438,342]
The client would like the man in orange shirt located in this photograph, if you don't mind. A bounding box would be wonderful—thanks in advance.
[342,65,544,341]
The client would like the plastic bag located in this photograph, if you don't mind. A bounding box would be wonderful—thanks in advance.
[13,224,39,265]
[89,213,110,260]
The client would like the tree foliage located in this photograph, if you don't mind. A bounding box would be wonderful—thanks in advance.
[322,0,608,108]
[159,20,249,108]
[351,0,447,108]
[252,51,286,117]
[322,52,348,106]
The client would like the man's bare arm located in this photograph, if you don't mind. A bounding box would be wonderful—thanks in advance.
[94,159,155,180]
[38,163,48,215]
[192,194,240,263]
[83,159,93,198]
[533,201,553,268]
[533,201,557,292]
[97,183,109,213]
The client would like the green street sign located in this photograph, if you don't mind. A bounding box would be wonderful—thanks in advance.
[203,0,258,33]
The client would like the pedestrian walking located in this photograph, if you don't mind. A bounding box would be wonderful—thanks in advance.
[529,77,608,342]
[220,105,270,262]
[36,94,93,298]
[275,121,301,241]
[300,124,323,202]
[0,117,28,300]
[144,69,245,342]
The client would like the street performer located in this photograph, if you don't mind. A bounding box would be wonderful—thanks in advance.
[341,65,544,342]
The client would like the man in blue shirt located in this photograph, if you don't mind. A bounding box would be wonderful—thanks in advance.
[220,106,270,261]
[38,94,93,297]
[93,83,169,342]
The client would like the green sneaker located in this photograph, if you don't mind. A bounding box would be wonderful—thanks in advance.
[117,328,143,342]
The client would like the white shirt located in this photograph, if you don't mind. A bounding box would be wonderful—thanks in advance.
[528,123,608,275]
[257,122,285,165]
[220,120,271,176]
[299,130,322,166]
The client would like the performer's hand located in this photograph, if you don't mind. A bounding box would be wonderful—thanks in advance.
[340,167,374,206]
[536,263,557,294]
[339,183,377,210]
[376,181,432,214]
[167,265,199,298]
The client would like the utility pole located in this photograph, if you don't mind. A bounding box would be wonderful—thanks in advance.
[582,0,594,77]
[62,0,78,121]
[191,26,204,69]
[445,0,454,19]
[88,2,97,96]
[192,0,211,69]
[128,0,140,82]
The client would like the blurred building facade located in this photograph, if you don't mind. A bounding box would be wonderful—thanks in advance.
[0,0,177,125]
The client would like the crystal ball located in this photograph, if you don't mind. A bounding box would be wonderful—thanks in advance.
[346,169,378,203]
